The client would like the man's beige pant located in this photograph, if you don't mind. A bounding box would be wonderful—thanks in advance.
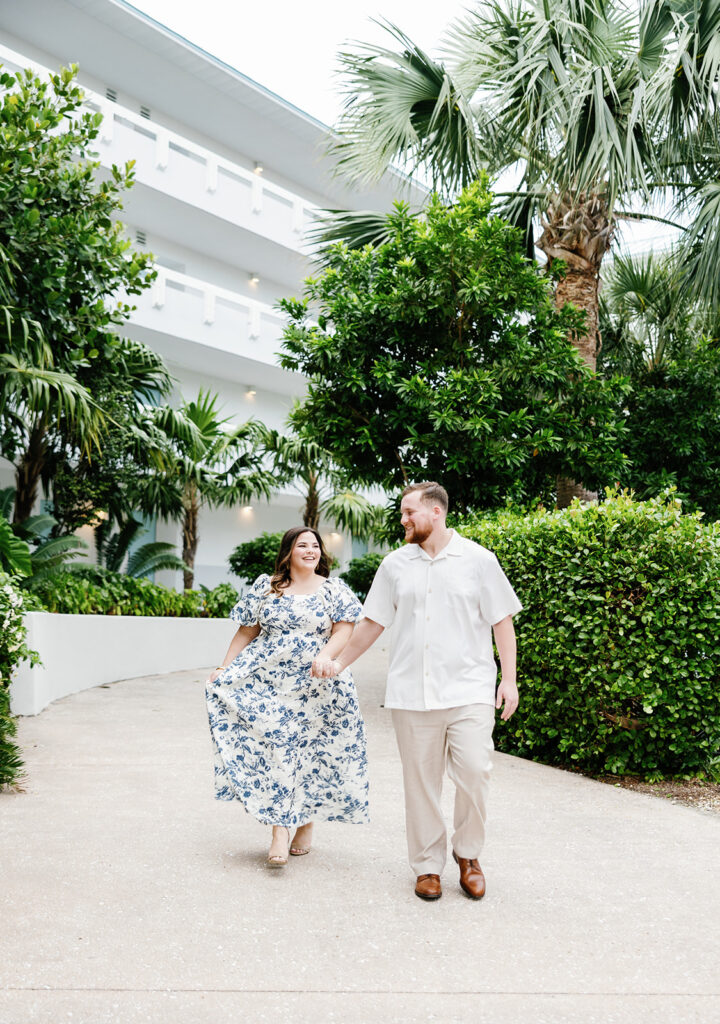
[391,703,495,876]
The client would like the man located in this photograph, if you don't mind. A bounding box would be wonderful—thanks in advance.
[312,481,521,901]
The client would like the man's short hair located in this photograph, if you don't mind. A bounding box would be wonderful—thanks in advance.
[401,481,449,514]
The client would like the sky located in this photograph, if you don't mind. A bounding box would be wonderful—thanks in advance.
[127,0,471,128]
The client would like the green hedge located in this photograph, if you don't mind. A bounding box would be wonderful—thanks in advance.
[457,492,720,779]
[0,573,39,787]
[26,570,238,618]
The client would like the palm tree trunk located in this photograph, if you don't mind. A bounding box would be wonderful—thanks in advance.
[14,420,47,523]
[182,487,199,591]
[304,472,320,529]
[537,192,614,506]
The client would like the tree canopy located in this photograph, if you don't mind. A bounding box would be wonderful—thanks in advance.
[0,64,156,522]
[280,184,628,512]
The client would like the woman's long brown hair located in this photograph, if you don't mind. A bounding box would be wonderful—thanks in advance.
[269,526,331,594]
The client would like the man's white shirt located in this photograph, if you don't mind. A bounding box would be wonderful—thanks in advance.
[362,530,522,710]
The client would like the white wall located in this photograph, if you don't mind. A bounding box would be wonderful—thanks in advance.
[10,611,235,716]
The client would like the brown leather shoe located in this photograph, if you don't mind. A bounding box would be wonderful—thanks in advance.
[414,873,442,901]
[452,850,486,900]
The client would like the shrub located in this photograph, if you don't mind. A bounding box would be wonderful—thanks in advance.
[0,573,39,787]
[228,532,285,584]
[340,551,387,601]
[26,570,237,618]
[457,491,720,779]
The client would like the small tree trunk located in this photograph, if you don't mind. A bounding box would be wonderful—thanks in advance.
[304,472,320,529]
[14,421,47,523]
[182,488,199,590]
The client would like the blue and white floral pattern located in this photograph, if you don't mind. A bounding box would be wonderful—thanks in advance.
[205,573,369,826]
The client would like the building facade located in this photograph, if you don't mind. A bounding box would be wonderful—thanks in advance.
[0,0,418,586]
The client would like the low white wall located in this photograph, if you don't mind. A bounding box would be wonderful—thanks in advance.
[10,612,235,716]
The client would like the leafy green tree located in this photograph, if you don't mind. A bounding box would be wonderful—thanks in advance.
[280,185,628,512]
[0,64,155,521]
[327,0,720,499]
[255,423,384,539]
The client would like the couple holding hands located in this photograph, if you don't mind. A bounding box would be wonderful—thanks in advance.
[206,481,521,901]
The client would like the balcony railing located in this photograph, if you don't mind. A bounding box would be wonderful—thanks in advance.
[129,267,290,367]
[0,43,319,252]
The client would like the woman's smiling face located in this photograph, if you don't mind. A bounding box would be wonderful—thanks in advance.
[290,531,322,575]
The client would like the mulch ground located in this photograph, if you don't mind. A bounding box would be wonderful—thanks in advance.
[593,775,720,815]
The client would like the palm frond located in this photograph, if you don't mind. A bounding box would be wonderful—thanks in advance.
[309,208,399,259]
[333,19,479,193]
[319,490,385,543]
[126,542,189,579]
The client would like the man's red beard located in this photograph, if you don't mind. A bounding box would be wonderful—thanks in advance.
[405,522,432,544]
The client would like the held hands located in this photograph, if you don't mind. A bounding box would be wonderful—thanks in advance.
[496,679,519,721]
[311,655,341,678]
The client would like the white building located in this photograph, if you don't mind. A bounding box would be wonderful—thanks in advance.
[0,0,419,586]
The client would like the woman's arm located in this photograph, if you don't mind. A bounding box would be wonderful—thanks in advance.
[311,621,354,675]
[207,624,261,683]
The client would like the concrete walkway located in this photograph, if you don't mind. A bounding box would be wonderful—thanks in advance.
[2,644,719,1024]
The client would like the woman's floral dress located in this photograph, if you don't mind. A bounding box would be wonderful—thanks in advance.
[205,574,369,827]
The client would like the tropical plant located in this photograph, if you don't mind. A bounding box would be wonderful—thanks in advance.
[255,423,384,539]
[280,184,628,512]
[93,517,188,579]
[327,0,720,499]
[0,512,31,577]
[46,343,194,535]
[142,391,275,590]
[0,64,156,522]
[0,490,86,581]
[599,250,720,375]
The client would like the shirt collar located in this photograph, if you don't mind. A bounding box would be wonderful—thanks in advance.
[407,530,463,561]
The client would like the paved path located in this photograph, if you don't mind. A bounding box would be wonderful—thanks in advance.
[2,644,720,1024]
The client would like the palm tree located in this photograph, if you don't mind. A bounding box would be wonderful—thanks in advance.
[327,0,720,501]
[147,391,275,590]
[256,422,385,541]
[599,250,720,374]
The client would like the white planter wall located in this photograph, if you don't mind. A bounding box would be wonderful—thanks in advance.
[11,612,235,716]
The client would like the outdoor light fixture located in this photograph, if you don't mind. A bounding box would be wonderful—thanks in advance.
[245,385,257,397]
[249,272,260,285]
[253,161,263,174]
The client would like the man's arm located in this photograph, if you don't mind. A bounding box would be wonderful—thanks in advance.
[493,615,519,721]
[311,617,385,676]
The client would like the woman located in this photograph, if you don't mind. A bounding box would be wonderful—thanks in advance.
[205,526,369,867]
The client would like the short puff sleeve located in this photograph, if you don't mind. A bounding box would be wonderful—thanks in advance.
[328,577,362,623]
[230,573,271,625]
